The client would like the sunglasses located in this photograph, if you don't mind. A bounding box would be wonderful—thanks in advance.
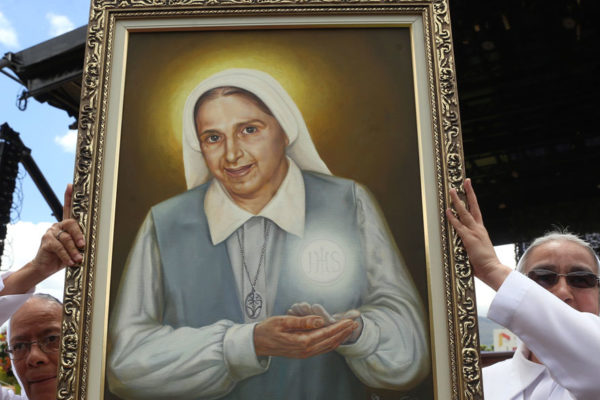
[527,269,600,289]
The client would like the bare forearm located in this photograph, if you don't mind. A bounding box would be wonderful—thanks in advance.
[447,179,512,292]
[0,262,47,295]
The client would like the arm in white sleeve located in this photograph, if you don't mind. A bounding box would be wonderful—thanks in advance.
[0,387,24,400]
[336,185,430,390]
[108,214,268,400]
[0,272,33,325]
[488,271,600,400]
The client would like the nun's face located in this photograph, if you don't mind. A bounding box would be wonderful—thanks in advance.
[196,94,289,207]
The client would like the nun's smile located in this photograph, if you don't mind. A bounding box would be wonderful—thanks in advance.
[196,93,289,211]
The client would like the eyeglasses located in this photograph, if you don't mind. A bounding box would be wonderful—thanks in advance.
[527,269,600,289]
[7,334,61,360]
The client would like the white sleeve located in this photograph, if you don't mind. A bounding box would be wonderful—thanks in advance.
[0,387,24,400]
[336,185,430,390]
[107,214,268,399]
[0,272,33,325]
[488,271,600,400]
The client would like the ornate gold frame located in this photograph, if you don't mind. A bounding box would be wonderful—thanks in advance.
[61,1,479,399]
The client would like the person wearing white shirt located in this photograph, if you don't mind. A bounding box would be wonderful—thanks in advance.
[447,178,600,400]
[0,269,33,400]
[107,68,430,399]
[1,185,84,400]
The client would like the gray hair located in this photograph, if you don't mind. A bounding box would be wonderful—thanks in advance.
[31,292,63,305]
[516,231,600,273]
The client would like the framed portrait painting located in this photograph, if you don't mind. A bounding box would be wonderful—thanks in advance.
[60,1,479,399]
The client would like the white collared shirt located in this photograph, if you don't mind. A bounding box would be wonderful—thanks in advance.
[0,272,31,400]
[485,341,561,400]
[483,271,600,400]
[205,157,305,245]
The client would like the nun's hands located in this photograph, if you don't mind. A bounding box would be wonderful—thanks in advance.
[287,302,360,324]
[254,315,358,359]
[287,302,363,343]
[446,178,511,290]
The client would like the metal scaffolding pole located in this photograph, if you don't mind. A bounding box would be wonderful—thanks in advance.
[0,123,62,268]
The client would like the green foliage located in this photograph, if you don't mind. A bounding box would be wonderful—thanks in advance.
[0,328,21,394]
[480,344,494,351]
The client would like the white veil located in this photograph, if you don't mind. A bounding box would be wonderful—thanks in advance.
[182,68,331,189]
[6,317,25,395]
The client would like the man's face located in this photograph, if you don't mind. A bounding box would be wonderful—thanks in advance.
[10,298,62,400]
[196,94,289,206]
[524,240,599,315]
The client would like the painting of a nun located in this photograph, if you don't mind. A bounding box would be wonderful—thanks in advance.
[108,68,429,399]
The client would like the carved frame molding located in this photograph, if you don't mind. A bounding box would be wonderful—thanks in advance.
[60,1,479,398]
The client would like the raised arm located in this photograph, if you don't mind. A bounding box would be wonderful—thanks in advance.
[445,178,511,290]
[447,178,600,400]
[0,184,83,296]
[489,271,600,400]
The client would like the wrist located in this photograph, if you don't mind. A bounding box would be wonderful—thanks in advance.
[479,263,512,291]
[225,323,268,379]
[26,259,54,281]
[0,262,44,295]
[253,322,268,357]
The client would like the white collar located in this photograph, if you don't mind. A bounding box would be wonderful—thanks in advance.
[508,341,548,397]
[205,158,305,245]
[484,340,548,399]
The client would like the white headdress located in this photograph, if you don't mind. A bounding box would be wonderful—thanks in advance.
[6,314,25,393]
[182,68,331,189]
